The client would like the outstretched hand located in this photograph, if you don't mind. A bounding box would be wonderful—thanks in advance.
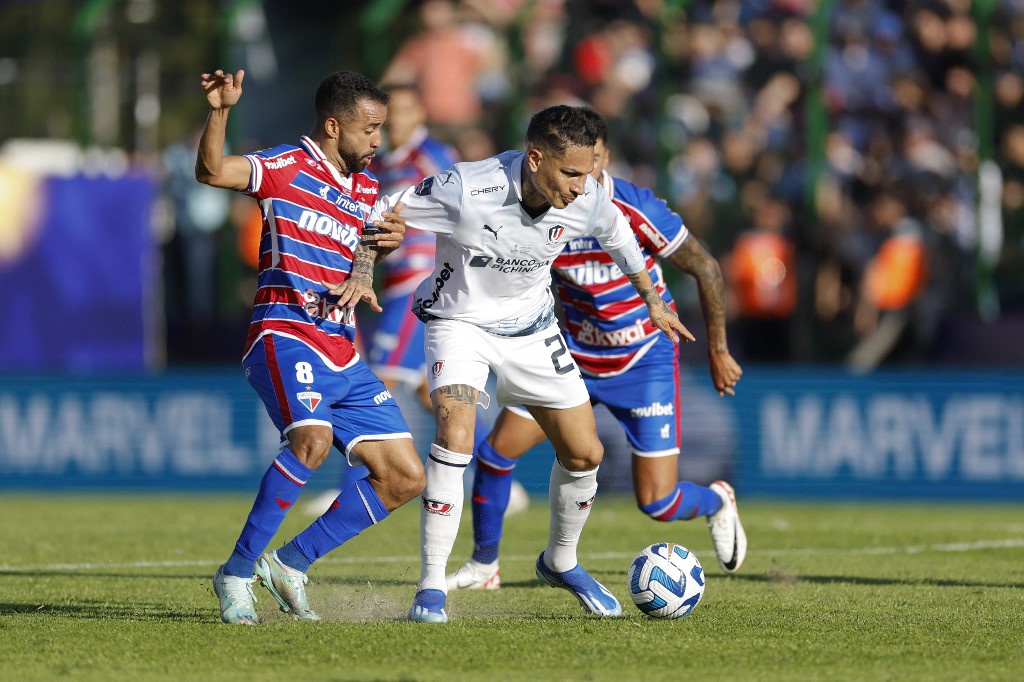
[201,69,245,109]
[649,303,696,345]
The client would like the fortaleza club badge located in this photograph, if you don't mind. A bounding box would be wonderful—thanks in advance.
[297,391,322,411]
[547,224,566,243]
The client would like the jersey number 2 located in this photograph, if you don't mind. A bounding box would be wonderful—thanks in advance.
[544,334,577,376]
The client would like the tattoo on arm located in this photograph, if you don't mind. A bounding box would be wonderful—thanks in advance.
[669,237,728,353]
[350,242,378,286]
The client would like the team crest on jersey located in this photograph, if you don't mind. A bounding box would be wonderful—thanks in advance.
[547,225,566,243]
[431,361,444,377]
[422,498,454,516]
[415,177,434,196]
[576,495,595,510]
[297,391,322,411]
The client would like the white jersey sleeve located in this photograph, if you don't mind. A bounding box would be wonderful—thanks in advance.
[374,168,465,235]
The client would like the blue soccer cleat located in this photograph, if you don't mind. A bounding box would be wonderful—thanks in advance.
[535,552,622,617]
[408,588,449,623]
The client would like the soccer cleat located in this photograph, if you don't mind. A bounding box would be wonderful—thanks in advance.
[254,550,321,621]
[707,480,747,573]
[213,565,259,625]
[446,559,501,590]
[408,588,448,623]
[534,552,622,617]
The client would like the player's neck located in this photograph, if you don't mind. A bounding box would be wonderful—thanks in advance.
[519,162,551,214]
[311,134,352,178]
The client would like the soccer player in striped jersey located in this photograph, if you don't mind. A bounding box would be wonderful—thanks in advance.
[379,105,695,622]
[196,69,425,625]
[447,117,747,593]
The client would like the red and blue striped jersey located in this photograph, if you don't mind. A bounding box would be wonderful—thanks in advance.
[371,126,459,298]
[241,136,380,369]
[553,172,689,377]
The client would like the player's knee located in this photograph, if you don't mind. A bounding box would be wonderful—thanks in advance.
[375,450,426,509]
[286,428,333,469]
[559,440,603,472]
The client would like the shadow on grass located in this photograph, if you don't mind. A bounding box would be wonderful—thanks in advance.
[710,572,1024,589]
[0,600,206,621]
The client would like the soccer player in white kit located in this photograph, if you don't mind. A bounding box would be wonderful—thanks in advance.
[381,105,694,622]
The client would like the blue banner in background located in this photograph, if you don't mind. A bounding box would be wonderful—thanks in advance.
[0,368,1021,500]
[0,172,157,371]
[734,369,1024,500]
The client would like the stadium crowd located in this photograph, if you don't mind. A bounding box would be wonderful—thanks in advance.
[156,0,1024,367]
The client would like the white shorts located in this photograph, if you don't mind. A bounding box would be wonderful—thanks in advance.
[424,318,590,410]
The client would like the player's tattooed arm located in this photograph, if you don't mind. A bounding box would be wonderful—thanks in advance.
[626,270,695,344]
[666,236,743,396]
[319,242,381,312]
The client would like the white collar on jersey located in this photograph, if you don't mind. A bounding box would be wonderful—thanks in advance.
[383,125,429,165]
[299,135,353,190]
[510,151,525,202]
[599,169,614,196]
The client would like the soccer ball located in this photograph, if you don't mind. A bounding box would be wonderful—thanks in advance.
[627,542,706,619]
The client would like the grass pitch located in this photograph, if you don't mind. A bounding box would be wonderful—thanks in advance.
[1,492,1022,681]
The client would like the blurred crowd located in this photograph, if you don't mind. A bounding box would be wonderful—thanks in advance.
[160,0,1024,367]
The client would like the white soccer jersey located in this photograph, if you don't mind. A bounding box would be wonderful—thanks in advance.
[381,150,646,334]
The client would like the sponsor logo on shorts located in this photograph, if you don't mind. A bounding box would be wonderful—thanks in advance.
[431,361,444,377]
[630,402,674,418]
[660,423,671,439]
[297,391,322,411]
[422,498,454,516]
[547,224,566,243]
[576,495,595,510]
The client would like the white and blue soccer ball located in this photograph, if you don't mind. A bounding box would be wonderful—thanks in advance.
[627,542,706,619]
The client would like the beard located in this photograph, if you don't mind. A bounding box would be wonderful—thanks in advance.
[339,145,372,174]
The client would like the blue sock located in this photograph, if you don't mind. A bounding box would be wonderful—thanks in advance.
[338,464,370,491]
[277,477,389,573]
[470,440,517,564]
[639,482,723,522]
[223,448,312,577]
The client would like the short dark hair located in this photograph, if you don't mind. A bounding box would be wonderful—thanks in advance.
[314,71,389,123]
[526,105,606,155]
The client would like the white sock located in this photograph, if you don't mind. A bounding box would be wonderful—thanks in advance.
[545,459,599,573]
[418,443,472,591]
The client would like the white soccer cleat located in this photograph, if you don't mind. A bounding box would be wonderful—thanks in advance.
[254,550,321,621]
[446,559,501,590]
[213,565,259,625]
[706,480,747,573]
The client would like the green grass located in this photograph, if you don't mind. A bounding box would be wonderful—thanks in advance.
[1,493,1022,681]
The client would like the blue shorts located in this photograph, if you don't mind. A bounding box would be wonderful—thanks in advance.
[584,336,681,457]
[243,333,412,461]
[366,291,427,386]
